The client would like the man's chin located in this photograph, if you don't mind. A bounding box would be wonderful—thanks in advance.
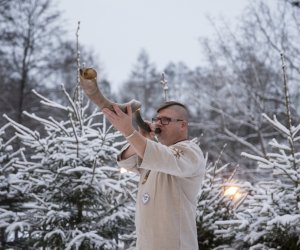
[157,135,168,145]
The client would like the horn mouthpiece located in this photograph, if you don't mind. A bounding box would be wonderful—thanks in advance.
[154,128,161,134]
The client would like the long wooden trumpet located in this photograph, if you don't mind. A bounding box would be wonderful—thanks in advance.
[79,68,151,132]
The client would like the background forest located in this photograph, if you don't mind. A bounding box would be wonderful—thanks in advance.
[1,0,300,249]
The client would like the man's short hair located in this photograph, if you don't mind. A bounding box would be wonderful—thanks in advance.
[156,101,188,113]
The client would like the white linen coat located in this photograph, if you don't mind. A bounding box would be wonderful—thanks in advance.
[117,139,206,250]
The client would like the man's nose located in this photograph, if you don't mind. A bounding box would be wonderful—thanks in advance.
[156,120,163,126]
[152,119,161,125]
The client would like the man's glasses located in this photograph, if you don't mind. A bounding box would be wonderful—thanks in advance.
[152,117,184,125]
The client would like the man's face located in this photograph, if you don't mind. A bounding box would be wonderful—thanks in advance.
[152,107,186,146]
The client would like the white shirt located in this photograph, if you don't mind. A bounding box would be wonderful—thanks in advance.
[117,139,206,250]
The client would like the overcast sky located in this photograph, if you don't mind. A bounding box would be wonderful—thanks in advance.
[59,0,250,92]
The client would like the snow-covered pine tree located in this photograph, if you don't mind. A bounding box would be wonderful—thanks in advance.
[234,113,300,249]
[0,124,30,248]
[196,145,250,249]
[3,84,137,249]
[214,54,300,249]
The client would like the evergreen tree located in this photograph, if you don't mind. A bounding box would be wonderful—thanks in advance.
[196,146,249,249]
[234,113,300,249]
[0,124,30,248]
[118,49,162,119]
[3,85,137,249]
[214,55,300,249]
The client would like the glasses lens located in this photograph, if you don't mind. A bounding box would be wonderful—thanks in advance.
[152,117,172,125]
[161,117,171,125]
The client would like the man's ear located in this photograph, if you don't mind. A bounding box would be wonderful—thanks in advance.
[181,121,187,129]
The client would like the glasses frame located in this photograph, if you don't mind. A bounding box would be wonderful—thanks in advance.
[152,116,184,125]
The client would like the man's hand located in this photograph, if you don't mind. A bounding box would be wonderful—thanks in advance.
[102,104,135,137]
[103,104,153,159]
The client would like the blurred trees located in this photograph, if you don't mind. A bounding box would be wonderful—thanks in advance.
[1,0,299,182]
[0,0,104,129]
[117,49,163,120]
[0,0,63,124]
[117,0,300,181]
[191,0,300,179]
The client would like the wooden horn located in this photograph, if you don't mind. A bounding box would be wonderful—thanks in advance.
[80,68,151,132]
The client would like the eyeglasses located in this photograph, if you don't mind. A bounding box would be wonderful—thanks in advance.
[152,117,184,125]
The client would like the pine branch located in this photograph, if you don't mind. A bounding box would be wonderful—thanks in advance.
[48,116,70,136]
[280,53,297,173]
[225,128,264,157]
[90,156,98,184]
[69,115,79,159]
[73,21,82,102]
[61,84,80,122]
[32,89,74,113]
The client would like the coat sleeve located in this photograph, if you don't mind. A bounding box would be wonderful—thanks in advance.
[139,139,205,177]
[116,143,142,174]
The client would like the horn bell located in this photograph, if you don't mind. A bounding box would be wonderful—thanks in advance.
[80,67,141,113]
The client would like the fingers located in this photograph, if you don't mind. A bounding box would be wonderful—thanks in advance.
[127,104,132,117]
[104,105,131,122]
[113,104,123,116]
[102,108,116,121]
[113,104,132,119]
[149,122,157,132]
[102,108,114,116]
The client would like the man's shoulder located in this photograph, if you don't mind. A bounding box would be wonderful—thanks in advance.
[173,139,204,155]
[174,139,200,148]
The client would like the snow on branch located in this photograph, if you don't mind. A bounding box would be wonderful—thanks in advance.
[23,111,61,130]
[292,123,300,138]
[65,231,109,250]
[3,114,38,138]
[32,89,74,113]
[225,128,264,156]
[269,138,291,151]
[241,152,270,165]
[5,221,31,235]
[268,214,300,227]
[262,113,290,136]
[61,84,81,123]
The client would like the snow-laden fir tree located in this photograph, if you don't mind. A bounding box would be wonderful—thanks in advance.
[3,84,138,249]
[232,113,300,249]
[0,124,30,248]
[214,54,300,249]
[196,145,250,249]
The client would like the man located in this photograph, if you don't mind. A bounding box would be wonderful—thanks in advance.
[102,101,206,250]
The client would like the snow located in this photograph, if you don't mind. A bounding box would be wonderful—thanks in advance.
[268,214,300,226]
[2,59,300,248]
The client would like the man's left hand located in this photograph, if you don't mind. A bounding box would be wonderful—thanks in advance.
[102,104,135,137]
